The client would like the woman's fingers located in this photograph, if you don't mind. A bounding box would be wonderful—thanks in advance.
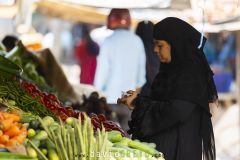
[117,97,127,105]
[126,90,134,94]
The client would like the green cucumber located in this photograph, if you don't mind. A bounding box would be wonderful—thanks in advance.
[108,130,123,143]
[26,147,38,158]
[34,131,48,141]
[114,137,131,146]
[48,149,59,160]
[128,140,161,157]
[148,142,157,149]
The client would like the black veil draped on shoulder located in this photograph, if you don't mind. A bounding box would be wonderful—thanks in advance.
[151,17,218,160]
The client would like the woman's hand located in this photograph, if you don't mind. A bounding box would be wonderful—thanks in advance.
[117,90,139,110]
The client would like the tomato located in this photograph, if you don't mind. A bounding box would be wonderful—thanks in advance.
[91,120,101,129]
[43,97,52,107]
[47,93,58,101]
[46,104,57,110]
[97,114,106,122]
[65,107,74,117]
[89,113,98,118]
[40,92,47,98]
[58,111,68,121]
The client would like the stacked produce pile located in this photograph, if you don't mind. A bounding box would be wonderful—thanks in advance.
[108,131,164,159]
[0,43,165,159]
[23,115,164,160]
[5,41,48,89]
[0,55,124,135]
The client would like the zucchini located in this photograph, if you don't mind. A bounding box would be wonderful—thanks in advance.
[34,131,48,141]
[26,147,38,158]
[114,137,131,146]
[128,140,161,158]
[48,149,59,160]
[108,130,123,143]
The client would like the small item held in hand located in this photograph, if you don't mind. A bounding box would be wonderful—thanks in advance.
[117,91,133,105]
[121,91,132,97]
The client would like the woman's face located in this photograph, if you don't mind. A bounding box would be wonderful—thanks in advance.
[154,40,171,63]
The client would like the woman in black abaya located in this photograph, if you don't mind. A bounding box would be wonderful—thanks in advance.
[119,17,217,160]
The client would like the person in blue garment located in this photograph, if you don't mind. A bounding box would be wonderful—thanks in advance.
[119,17,218,160]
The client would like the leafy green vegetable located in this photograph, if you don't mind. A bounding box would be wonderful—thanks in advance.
[0,76,56,118]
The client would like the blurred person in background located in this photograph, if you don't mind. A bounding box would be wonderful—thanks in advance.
[217,32,236,79]
[135,21,160,96]
[75,24,99,85]
[203,34,217,65]
[1,35,19,52]
[94,9,146,132]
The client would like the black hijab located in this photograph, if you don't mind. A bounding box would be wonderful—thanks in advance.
[152,17,217,160]
[136,21,160,96]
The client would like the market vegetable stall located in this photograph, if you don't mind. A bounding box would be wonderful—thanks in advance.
[0,48,165,159]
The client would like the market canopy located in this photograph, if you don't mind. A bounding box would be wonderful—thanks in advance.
[36,0,107,25]
[60,0,173,9]
[0,0,18,19]
[35,0,240,31]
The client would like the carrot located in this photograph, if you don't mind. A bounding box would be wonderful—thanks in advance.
[0,119,14,131]
[6,139,20,147]
[0,113,4,120]
[4,125,21,138]
[0,130,3,136]
[0,135,9,144]
[2,112,11,119]
[20,126,27,136]
[0,144,5,148]
[12,134,26,144]
[0,112,19,121]
[9,114,20,122]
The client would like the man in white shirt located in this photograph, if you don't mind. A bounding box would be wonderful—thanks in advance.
[94,9,146,131]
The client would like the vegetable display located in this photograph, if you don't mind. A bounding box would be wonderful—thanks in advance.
[6,42,47,88]
[0,55,23,78]
[0,40,165,160]
[107,131,164,159]
[0,96,165,160]
[21,81,125,135]
[0,77,56,119]
[24,116,164,160]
